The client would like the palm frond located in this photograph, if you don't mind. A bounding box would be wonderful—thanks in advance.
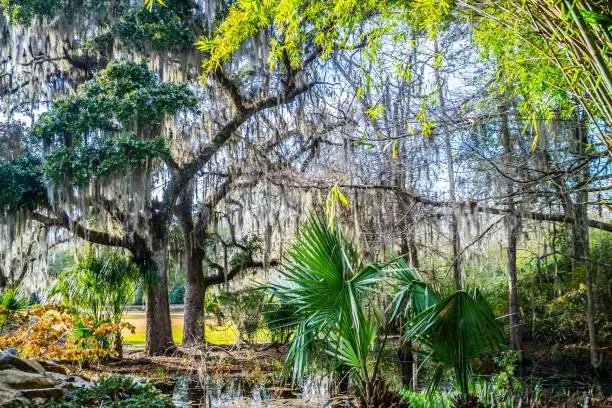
[406,289,505,396]
[264,214,383,382]
[388,257,437,321]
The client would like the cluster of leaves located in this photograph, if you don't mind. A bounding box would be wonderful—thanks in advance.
[33,59,196,186]
[0,152,47,211]
[0,288,28,331]
[44,135,169,186]
[52,247,141,325]
[34,375,172,408]
[470,1,577,121]
[0,0,70,25]
[262,300,296,344]
[218,289,267,343]
[0,304,134,364]
[196,0,397,73]
[35,59,197,140]
[84,0,195,52]
[110,4,194,51]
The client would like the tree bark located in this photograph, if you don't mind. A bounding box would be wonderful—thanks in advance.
[570,117,600,371]
[177,185,207,345]
[144,221,174,356]
[434,39,461,290]
[500,104,521,350]
[506,216,521,349]
[182,246,206,345]
[177,179,234,346]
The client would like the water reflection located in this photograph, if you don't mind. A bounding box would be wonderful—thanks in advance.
[172,374,350,407]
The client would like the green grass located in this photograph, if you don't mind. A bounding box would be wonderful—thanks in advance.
[121,312,271,345]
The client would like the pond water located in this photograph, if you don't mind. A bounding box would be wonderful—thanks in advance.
[170,374,349,407]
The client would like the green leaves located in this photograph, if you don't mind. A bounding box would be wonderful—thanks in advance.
[0,152,47,211]
[35,60,196,186]
[112,5,193,51]
[52,247,141,325]
[44,136,170,186]
[579,9,612,27]
[406,289,505,397]
[388,257,437,321]
[38,375,173,407]
[198,0,395,75]
[264,214,383,383]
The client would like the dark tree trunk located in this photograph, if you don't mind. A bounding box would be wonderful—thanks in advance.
[177,185,208,345]
[398,347,414,387]
[501,104,521,350]
[571,118,599,371]
[114,330,123,359]
[183,245,205,345]
[144,221,174,356]
[506,215,521,349]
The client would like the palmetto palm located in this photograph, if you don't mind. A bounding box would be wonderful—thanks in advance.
[406,288,505,399]
[268,214,504,405]
[264,215,384,394]
[388,258,504,401]
[0,287,28,332]
[53,247,141,356]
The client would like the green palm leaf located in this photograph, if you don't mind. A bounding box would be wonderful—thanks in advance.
[388,257,437,321]
[406,289,505,397]
[264,214,383,382]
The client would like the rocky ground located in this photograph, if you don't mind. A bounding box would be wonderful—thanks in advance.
[0,348,89,406]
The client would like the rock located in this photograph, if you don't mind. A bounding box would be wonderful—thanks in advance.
[17,387,64,399]
[0,397,29,407]
[0,353,90,403]
[44,372,90,390]
[36,360,67,375]
[0,384,27,407]
[0,355,41,374]
[23,360,46,374]
[0,369,55,389]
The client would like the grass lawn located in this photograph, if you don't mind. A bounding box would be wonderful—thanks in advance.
[122,310,270,345]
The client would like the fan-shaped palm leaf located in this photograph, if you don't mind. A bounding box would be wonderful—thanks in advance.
[264,214,384,383]
[406,289,505,397]
[387,257,437,321]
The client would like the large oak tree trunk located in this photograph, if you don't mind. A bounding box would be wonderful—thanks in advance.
[144,223,174,356]
[182,245,205,345]
[177,184,210,345]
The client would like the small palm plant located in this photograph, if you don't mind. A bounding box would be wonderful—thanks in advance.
[406,289,505,406]
[0,287,28,332]
[264,214,405,406]
[268,214,505,407]
[53,247,141,356]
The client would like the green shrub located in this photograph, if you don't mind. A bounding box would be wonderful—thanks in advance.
[37,375,172,407]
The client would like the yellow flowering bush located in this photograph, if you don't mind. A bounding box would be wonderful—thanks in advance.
[0,304,134,365]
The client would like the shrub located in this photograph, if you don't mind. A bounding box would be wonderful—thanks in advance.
[35,375,172,407]
[0,304,134,365]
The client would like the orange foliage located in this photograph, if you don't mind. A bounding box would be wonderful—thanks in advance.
[0,304,134,364]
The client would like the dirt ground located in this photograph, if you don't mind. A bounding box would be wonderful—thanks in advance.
[81,344,287,380]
